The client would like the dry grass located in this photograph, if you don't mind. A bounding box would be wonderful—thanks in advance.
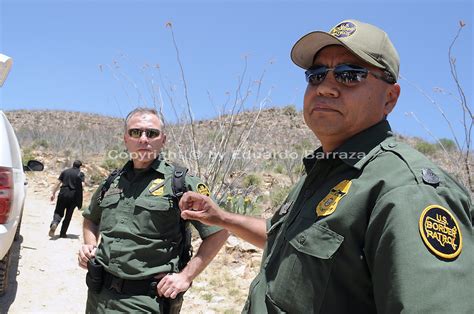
[181,237,262,313]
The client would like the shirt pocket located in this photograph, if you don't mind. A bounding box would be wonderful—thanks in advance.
[267,223,344,313]
[266,218,285,249]
[289,223,343,259]
[133,196,180,239]
[98,194,121,231]
[266,201,293,249]
[100,193,121,208]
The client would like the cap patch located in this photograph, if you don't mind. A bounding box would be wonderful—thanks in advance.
[329,21,356,38]
[419,205,462,260]
[196,183,210,196]
[316,180,352,217]
[149,178,165,196]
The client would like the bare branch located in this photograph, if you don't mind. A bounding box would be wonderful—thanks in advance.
[166,23,201,176]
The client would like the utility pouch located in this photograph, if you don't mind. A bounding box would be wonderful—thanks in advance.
[158,292,184,314]
[86,258,105,293]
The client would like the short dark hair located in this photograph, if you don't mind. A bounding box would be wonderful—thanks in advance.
[124,107,165,131]
[73,160,82,168]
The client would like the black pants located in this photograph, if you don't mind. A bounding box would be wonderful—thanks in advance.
[52,190,78,236]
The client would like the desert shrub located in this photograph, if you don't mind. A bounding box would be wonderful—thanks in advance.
[221,194,262,216]
[438,138,457,152]
[282,104,297,117]
[243,173,261,188]
[21,147,36,165]
[270,186,291,208]
[32,139,49,149]
[274,164,284,174]
[293,163,305,177]
[293,138,313,153]
[415,140,438,155]
[89,172,106,185]
[102,150,129,171]
[263,160,275,171]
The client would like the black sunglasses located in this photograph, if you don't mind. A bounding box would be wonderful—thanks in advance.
[305,64,395,86]
[127,128,161,139]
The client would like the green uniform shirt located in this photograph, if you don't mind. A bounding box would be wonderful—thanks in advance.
[244,120,473,313]
[83,158,221,280]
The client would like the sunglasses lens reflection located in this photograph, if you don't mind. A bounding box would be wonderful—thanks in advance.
[146,129,160,138]
[306,64,368,86]
[128,128,161,139]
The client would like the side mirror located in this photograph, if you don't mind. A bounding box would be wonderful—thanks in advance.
[0,54,13,87]
[24,160,44,172]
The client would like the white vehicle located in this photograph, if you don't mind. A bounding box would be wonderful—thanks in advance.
[0,54,43,295]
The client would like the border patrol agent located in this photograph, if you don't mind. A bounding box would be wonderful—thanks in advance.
[78,108,228,313]
[179,20,473,313]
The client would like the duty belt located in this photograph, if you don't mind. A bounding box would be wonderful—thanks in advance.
[103,271,165,297]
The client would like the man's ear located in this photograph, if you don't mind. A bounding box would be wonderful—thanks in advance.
[383,83,401,115]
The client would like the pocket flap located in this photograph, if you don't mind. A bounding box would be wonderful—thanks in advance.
[99,194,120,208]
[289,223,343,259]
[267,218,285,235]
[135,197,171,211]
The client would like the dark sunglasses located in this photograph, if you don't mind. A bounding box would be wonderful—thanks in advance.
[305,64,395,86]
[127,128,161,139]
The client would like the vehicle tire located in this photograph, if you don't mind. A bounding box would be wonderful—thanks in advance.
[14,214,22,241]
[0,249,11,296]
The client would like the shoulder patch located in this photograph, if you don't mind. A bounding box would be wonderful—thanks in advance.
[419,205,462,260]
[316,180,352,217]
[196,183,210,196]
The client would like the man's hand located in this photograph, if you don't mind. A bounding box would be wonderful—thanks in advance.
[180,191,267,248]
[179,191,224,226]
[156,273,191,299]
[78,244,97,269]
[51,180,61,202]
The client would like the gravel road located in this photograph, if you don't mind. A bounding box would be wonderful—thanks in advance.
[0,181,258,314]
[0,183,87,313]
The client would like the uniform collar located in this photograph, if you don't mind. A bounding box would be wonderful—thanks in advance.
[153,155,173,175]
[122,160,134,173]
[303,119,393,172]
[123,154,172,175]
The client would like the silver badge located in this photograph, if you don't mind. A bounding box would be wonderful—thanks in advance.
[279,200,294,215]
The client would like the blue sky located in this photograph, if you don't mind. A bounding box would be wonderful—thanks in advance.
[0,0,472,146]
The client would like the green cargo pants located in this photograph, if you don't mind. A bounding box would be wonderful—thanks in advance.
[86,288,184,313]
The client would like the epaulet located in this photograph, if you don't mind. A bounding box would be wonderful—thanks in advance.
[380,141,443,188]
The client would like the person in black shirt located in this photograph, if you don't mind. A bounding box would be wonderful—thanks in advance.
[49,160,85,238]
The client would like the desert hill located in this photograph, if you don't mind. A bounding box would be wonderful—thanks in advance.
[5,108,472,210]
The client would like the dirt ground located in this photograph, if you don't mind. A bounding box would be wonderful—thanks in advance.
[0,180,261,314]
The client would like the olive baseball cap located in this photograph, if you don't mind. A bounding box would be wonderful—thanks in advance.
[291,19,399,82]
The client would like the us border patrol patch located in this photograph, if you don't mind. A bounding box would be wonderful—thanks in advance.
[316,180,352,217]
[419,205,462,260]
[196,183,210,196]
[330,21,357,38]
